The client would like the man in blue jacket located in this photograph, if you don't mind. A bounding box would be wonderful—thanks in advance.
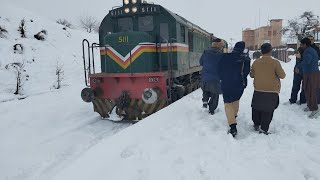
[219,41,251,137]
[299,37,320,118]
[200,38,224,114]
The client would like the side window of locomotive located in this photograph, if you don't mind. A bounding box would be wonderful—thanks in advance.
[180,25,186,43]
[188,30,193,52]
[160,23,169,42]
[118,17,133,32]
[138,16,154,32]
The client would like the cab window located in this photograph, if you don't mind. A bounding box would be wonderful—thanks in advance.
[118,17,133,32]
[139,16,154,32]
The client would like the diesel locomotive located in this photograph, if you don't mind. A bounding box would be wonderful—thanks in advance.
[81,0,227,121]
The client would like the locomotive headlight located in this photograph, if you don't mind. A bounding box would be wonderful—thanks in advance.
[132,7,137,13]
[132,0,137,4]
[124,8,130,13]
[142,88,160,104]
[124,0,129,5]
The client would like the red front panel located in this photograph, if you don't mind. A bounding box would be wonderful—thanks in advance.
[89,73,167,99]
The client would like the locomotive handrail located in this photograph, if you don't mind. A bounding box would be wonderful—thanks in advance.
[91,43,100,74]
[82,39,90,87]
[161,38,172,104]
[112,6,121,10]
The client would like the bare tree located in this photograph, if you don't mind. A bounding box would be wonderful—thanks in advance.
[56,19,73,29]
[283,11,320,41]
[18,19,26,38]
[5,61,29,95]
[0,25,8,38]
[79,15,99,33]
[54,61,64,89]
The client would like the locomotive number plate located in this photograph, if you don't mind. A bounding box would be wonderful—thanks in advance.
[148,77,159,83]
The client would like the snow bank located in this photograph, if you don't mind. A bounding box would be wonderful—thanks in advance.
[54,60,320,180]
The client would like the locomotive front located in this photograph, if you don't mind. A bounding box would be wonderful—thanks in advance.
[81,0,168,120]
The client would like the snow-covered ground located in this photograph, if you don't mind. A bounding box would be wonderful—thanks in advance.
[0,3,99,102]
[1,1,320,180]
[52,60,320,180]
[0,3,131,180]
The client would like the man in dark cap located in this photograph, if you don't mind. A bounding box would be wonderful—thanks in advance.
[219,41,251,137]
[199,38,225,114]
[250,43,286,134]
[308,35,320,57]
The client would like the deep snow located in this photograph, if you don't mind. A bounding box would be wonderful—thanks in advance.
[52,60,320,180]
[1,1,320,180]
[0,3,131,180]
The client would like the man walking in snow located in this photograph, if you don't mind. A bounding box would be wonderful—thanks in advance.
[288,47,306,105]
[250,43,286,134]
[199,38,224,115]
[219,41,251,137]
[298,37,320,118]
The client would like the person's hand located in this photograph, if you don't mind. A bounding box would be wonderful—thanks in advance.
[294,68,300,74]
[296,53,301,59]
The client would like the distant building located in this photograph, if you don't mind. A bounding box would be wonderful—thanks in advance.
[242,19,283,50]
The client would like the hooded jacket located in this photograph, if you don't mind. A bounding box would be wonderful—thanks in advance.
[200,47,223,82]
[219,41,251,103]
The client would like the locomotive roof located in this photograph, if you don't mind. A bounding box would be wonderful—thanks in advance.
[161,6,213,37]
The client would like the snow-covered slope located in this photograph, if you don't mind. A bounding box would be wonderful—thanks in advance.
[0,3,131,180]
[53,60,320,180]
[0,3,98,102]
[1,1,320,180]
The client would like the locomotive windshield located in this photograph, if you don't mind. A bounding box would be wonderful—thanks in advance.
[138,16,153,32]
[118,17,133,31]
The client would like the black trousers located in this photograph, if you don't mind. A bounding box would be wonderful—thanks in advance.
[202,91,219,113]
[290,73,306,104]
[252,108,274,132]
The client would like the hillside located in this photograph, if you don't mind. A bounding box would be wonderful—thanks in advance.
[0,2,98,102]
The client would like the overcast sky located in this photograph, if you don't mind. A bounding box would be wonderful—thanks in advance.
[5,0,320,43]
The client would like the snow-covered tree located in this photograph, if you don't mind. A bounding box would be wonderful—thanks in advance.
[54,61,64,89]
[56,19,73,29]
[34,30,47,41]
[79,15,99,33]
[0,25,8,38]
[5,61,29,95]
[282,11,319,40]
[18,19,26,38]
[13,44,24,54]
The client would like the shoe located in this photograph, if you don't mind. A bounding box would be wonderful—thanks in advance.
[203,102,208,108]
[253,125,260,131]
[304,107,310,112]
[259,129,270,135]
[308,109,319,118]
[228,124,238,137]
[209,111,214,115]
